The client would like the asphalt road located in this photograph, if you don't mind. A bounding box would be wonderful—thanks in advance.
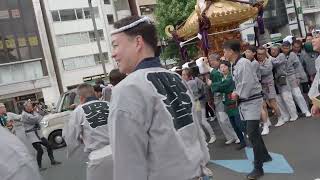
[15,116,320,180]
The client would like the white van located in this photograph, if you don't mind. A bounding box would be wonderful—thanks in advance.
[40,90,79,149]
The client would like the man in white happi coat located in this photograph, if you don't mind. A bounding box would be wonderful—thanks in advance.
[63,83,112,180]
[109,16,211,180]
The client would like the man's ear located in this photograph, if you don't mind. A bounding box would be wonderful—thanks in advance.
[135,35,144,52]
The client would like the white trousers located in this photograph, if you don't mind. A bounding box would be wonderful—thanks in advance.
[278,91,298,120]
[291,87,310,114]
[214,101,237,141]
[200,105,215,137]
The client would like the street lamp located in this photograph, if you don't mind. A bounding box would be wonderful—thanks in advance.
[88,0,108,79]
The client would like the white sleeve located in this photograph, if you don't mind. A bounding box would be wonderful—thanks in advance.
[109,109,148,180]
[7,112,22,121]
[62,108,83,158]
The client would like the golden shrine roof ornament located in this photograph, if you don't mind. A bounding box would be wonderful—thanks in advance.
[166,0,268,39]
[165,0,269,60]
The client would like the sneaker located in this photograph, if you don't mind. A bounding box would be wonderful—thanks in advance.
[275,120,285,127]
[247,168,264,179]
[261,126,269,136]
[267,118,272,127]
[208,136,216,144]
[209,116,217,122]
[225,139,235,145]
[290,115,298,122]
[51,161,62,166]
[235,138,240,144]
[305,112,312,117]
[282,116,290,122]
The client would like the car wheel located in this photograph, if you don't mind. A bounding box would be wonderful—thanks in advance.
[48,130,66,149]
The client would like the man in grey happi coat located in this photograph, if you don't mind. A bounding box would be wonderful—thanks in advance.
[309,32,320,117]
[109,16,211,180]
[0,126,42,180]
[63,84,112,180]
[280,42,311,117]
[256,47,282,130]
[21,100,61,170]
[223,40,271,180]
[270,45,299,122]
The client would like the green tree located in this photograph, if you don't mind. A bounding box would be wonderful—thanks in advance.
[155,0,198,62]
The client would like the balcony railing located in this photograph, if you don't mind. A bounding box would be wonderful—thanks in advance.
[301,0,320,9]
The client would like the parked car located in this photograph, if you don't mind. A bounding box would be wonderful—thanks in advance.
[40,90,79,149]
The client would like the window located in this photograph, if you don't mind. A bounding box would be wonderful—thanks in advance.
[76,9,83,19]
[98,30,104,40]
[63,55,96,70]
[89,30,104,42]
[59,9,76,21]
[52,10,60,21]
[56,35,65,47]
[57,30,104,47]
[83,8,91,18]
[80,32,90,43]
[64,33,82,46]
[107,14,114,24]
[104,0,110,4]
[94,52,108,64]
[83,7,99,19]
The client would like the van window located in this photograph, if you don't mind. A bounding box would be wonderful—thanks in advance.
[61,92,78,112]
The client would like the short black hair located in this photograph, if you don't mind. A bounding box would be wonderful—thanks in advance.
[223,40,241,53]
[220,60,231,68]
[109,69,127,86]
[245,45,257,53]
[292,40,302,47]
[182,68,193,77]
[209,53,220,61]
[257,46,266,51]
[93,85,103,93]
[77,83,95,98]
[95,78,105,86]
[114,16,158,52]
[282,41,291,47]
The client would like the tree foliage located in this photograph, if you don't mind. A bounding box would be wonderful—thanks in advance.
[155,0,198,61]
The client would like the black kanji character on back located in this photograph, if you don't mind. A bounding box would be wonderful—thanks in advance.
[82,101,109,128]
[147,72,193,130]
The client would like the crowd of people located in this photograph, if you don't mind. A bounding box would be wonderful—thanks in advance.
[1,15,320,180]
[178,33,318,139]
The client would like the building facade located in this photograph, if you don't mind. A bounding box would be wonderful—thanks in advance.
[0,0,60,113]
[42,0,131,90]
[301,0,320,32]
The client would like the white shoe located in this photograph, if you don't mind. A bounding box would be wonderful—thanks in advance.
[282,117,290,122]
[209,116,217,122]
[267,120,272,127]
[290,115,298,122]
[261,126,269,136]
[305,112,312,117]
[235,139,240,144]
[275,120,285,127]
[225,139,235,145]
[208,136,216,144]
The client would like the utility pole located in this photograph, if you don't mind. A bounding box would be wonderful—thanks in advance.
[293,0,303,37]
[88,0,108,78]
[39,0,64,94]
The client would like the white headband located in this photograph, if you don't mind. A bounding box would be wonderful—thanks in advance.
[110,16,152,35]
